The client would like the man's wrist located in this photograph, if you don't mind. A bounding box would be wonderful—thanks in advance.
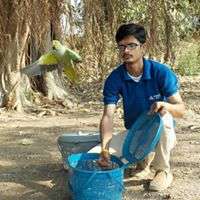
[100,148,110,158]
[101,137,111,150]
[101,148,109,153]
[101,144,109,151]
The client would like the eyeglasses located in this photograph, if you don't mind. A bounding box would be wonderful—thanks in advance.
[117,43,141,51]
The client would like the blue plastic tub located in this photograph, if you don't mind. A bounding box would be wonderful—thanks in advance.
[68,153,124,200]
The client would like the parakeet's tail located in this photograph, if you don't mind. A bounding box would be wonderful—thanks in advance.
[21,62,58,76]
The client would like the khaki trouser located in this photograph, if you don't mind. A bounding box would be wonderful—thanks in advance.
[89,112,176,173]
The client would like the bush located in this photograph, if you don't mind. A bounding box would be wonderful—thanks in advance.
[175,41,200,75]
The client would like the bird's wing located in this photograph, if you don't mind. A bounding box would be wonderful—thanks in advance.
[21,52,59,76]
[39,52,59,65]
[63,60,79,83]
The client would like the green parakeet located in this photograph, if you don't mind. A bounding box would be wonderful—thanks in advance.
[21,40,82,82]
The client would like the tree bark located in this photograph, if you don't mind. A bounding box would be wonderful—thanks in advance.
[3,22,32,111]
[163,0,175,65]
[147,0,159,59]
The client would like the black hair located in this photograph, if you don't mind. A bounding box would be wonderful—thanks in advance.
[115,23,146,44]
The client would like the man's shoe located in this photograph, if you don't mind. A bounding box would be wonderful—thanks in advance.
[149,170,173,191]
[132,152,155,179]
[133,167,151,179]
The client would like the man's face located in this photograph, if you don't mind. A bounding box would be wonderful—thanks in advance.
[117,35,145,64]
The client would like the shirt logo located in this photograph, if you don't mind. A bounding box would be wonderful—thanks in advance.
[149,94,161,101]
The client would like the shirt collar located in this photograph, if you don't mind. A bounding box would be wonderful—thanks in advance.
[122,58,152,81]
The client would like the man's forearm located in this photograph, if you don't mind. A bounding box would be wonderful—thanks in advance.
[164,102,185,118]
[100,115,113,150]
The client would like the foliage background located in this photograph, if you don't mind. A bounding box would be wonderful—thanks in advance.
[0,0,199,109]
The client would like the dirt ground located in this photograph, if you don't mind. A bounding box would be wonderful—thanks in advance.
[0,76,200,200]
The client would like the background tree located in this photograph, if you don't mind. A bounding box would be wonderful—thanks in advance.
[0,0,77,111]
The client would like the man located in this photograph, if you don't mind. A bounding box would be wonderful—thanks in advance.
[89,23,185,191]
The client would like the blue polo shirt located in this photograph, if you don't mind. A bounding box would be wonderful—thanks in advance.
[103,58,179,129]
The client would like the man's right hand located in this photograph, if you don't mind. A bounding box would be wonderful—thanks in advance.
[97,149,110,167]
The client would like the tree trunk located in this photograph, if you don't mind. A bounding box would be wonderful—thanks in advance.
[2,22,33,112]
[163,0,175,65]
[147,0,159,59]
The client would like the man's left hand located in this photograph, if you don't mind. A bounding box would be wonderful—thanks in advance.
[149,101,167,116]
